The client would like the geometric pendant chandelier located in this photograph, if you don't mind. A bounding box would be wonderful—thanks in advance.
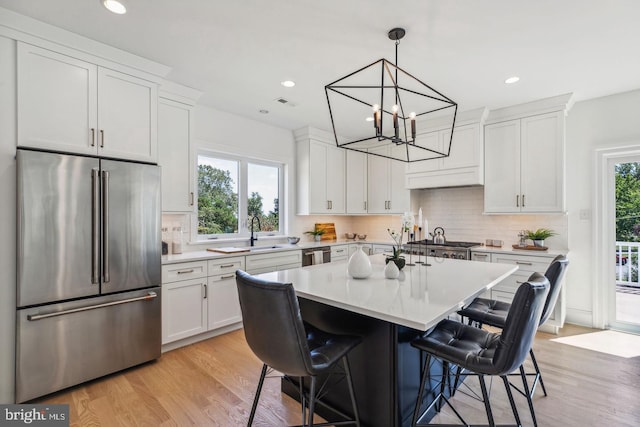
[325,28,458,162]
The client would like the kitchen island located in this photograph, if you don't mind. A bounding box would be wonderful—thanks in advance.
[255,255,518,427]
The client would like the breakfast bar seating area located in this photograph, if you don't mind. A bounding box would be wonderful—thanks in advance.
[251,254,518,426]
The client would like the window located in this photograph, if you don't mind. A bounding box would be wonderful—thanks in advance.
[197,152,282,240]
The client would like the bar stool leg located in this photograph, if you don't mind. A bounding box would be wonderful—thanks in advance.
[306,376,317,427]
[529,349,547,396]
[519,365,538,427]
[299,377,306,426]
[248,364,268,426]
[342,355,361,427]
[412,353,431,427]
[501,375,522,427]
[478,375,496,427]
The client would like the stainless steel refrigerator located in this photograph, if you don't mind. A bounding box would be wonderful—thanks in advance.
[16,149,162,403]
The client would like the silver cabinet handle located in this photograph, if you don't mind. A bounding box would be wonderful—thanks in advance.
[91,169,100,284]
[100,129,105,148]
[190,192,194,206]
[364,201,367,211]
[516,195,519,207]
[203,284,207,299]
[177,269,195,274]
[219,264,235,268]
[90,128,95,147]
[27,291,158,321]
[336,249,345,253]
[522,194,525,207]
[474,254,488,258]
[220,274,235,279]
[516,261,532,266]
[102,170,110,283]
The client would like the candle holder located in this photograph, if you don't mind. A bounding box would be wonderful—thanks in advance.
[406,232,415,266]
[416,227,424,264]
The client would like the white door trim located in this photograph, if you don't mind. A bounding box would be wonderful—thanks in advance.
[594,144,640,329]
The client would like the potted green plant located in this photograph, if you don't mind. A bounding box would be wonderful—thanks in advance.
[305,227,325,242]
[525,228,557,247]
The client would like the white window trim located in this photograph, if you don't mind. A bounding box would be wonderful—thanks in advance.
[193,149,284,242]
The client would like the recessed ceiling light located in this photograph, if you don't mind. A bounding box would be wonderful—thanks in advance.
[259,109,269,114]
[102,0,126,14]
[281,80,296,88]
[505,76,520,84]
[365,117,374,122]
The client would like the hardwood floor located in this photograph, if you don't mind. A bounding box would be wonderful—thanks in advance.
[37,324,640,426]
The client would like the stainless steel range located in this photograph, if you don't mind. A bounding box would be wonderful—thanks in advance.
[403,239,482,260]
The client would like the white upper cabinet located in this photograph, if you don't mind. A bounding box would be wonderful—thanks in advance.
[484,111,565,213]
[158,99,193,212]
[17,42,158,163]
[367,144,410,214]
[406,108,488,189]
[157,82,202,213]
[295,128,346,215]
[346,150,368,214]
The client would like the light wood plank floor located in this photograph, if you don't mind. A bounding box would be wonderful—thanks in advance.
[36,324,640,426]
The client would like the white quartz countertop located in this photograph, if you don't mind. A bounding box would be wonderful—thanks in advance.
[162,239,391,265]
[254,254,518,331]
[470,245,567,257]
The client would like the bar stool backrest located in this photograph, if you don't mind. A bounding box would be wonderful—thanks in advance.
[492,273,550,375]
[235,269,313,377]
[539,255,569,325]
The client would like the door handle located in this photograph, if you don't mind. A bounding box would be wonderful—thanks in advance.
[176,269,195,274]
[27,291,158,321]
[220,274,235,279]
[100,129,105,148]
[203,284,207,299]
[102,170,110,283]
[516,195,519,207]
[190,192,194,206]
[91,169,100,284]
[90,128,95,147]
[219,264,235,268]
[522,194,525,207]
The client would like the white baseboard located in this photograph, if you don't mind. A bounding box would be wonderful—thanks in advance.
[565,308,593,328]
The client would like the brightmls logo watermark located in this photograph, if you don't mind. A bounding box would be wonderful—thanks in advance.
[0,405,68,426]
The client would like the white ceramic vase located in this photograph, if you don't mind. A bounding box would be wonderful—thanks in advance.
[348,244,372,279]
[384,259,400,279]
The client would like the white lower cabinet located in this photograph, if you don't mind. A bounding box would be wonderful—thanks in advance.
[471,251,566,332]
[207,257,244,330]
[245,250,302,274]
[331,244,349,262]
[348,243,372,257]
[161,261,208,344]
[161,257,245,345]
[372,244,394,256]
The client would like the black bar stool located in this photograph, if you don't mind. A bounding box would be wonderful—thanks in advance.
[411,275,550,426]
[235,269,362,427]
[457,255,568,426]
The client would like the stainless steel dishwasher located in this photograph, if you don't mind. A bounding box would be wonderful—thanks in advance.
[302,246,331,266]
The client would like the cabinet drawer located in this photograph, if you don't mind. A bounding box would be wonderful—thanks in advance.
[208,257,245,276]
[331,245,349,260]
[162,261,207,283]
[245,251,302,272]
[493,271,529,294]
[471,252,491,262]
[491,253,550,274]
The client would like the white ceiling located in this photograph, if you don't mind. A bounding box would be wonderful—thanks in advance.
[1,0,639,134]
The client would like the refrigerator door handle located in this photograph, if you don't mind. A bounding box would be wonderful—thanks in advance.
[91,169,100,284]
[102,170,110,283]
[26,291,158,321]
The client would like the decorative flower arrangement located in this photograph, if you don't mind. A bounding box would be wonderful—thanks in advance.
[386,212,415,269]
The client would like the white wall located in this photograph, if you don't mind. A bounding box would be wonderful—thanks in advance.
[0,35,16,403]
[565,89,640,326]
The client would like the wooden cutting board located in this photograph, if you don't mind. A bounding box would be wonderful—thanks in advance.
[315,223,336,240]
[207,247,251,254]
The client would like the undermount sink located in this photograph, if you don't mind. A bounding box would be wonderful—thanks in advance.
[249,245,286,252]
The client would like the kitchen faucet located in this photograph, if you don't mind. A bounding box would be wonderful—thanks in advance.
[250,215,261,246]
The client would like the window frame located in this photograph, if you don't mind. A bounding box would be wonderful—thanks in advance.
[195,150,284,242]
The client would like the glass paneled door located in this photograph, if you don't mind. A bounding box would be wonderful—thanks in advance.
[611,159,640,333]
